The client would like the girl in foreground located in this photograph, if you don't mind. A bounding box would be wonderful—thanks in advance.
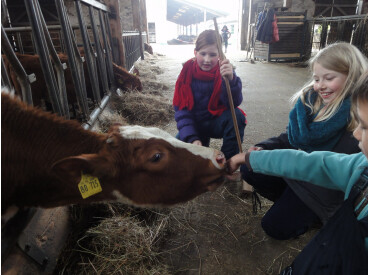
[228,72,368,275]
[241,42,367,240]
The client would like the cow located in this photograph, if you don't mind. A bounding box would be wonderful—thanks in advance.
[2,53,142,110]
[2,91,226,217]
[144,42,153,54]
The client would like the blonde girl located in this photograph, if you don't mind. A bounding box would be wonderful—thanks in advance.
[241,42,367,240]
[291,42,367,129]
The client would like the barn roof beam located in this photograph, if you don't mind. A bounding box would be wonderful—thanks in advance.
[167,0,227,26]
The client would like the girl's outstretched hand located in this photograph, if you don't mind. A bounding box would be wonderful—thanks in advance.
[226,152,246,174]
[219,59,233,81]
[248,146,263,152]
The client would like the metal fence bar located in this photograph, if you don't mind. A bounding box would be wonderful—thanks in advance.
[82,93,111,130]
[75,0,101,104]
[352,18,367,51]
[1,57,12,88]
[308,14,367,22]
[66,6,90,103]
[4,24,105,32]
[3,0,140,130]
[307,15,367,54]
[122,31,146,71]
[1,28,35,105]
[5,27,145,74]
[80,0,109,12]
[88,5,109,94]
[137,0,144,61]
[24,0,62,115]
[16,32,25,54]
[36,0,69,119]
[55,0,90,121]
[99,9,114,86]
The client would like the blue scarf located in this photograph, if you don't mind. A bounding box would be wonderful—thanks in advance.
[287,91,351,152]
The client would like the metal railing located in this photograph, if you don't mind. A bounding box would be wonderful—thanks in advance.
[2,0,116,124]
[307,14,368,56]
[122,30,147,72]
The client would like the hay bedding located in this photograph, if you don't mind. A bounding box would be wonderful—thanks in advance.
[72,209,171,274]
[56,204,172,275]
[93,52,173,133]
[134,52,165,78]
[108,91,174,127]
[133,54,170,94]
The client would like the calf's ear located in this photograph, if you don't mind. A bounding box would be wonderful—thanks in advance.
[51,154,112,183]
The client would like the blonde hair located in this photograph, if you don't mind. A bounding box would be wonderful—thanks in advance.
[352,71,368,109]
[195,30,221,52]
[290,42,367,130]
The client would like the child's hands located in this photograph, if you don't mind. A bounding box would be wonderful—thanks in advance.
[226,152,246,174]
[192,140,202,146]
[248,146,263,152]
[219,59,233,81]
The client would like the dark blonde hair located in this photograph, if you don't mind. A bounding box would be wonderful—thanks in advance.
[195,30,221,51]
[352,71,368,109]
[290,42,367,130]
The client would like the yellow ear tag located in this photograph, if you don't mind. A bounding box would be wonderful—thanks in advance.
[78,173,102,199]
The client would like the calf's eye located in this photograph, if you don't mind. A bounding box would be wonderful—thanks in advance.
[151,153,162,163]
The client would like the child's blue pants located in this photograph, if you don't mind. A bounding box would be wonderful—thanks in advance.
[240,164,321,240]
[196,108,246,160]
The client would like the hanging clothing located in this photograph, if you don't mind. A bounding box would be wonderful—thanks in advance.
[256,11,266,31]
[272,14,279,43]
[256,8,279,43]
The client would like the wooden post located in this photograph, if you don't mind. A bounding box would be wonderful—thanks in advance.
[104,0,125,66]
[213,17,243,153]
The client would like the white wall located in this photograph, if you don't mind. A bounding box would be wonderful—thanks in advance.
[146,0,178,44]
[146,0,241,46]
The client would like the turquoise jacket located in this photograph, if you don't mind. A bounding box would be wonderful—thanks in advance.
[249,150,368,246]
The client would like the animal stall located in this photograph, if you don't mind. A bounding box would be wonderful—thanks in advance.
[253,11,307,62]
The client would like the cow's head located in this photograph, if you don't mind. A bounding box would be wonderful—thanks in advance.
[52,125,226,207]
[113,63,143,91]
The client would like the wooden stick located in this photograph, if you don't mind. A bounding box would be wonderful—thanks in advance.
[213,18,243,153]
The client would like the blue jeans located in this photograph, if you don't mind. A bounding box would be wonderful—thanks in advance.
[241,165,321,240]
[177,109,246,160]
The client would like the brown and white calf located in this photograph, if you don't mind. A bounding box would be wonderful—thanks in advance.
[2,91,226,215]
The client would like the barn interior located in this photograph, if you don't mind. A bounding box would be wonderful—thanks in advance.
[1,0,368,273]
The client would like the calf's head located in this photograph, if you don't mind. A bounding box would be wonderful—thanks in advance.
[52,125,226,207]
[113,63,143,91]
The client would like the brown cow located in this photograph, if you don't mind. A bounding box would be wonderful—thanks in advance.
[2,53,142,109]
[2,91,226,216]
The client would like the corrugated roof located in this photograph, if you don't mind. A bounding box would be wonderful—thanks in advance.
[167,0,228,26]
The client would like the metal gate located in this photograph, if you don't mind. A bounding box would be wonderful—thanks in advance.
[122,30,147,71]
[2,0,116,128]
[307,14,368,56]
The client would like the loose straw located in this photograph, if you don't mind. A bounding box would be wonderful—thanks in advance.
[213,17,243,153]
